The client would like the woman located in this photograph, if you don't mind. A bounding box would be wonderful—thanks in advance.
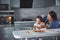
[46,11,59,29]
[43,11,59,40]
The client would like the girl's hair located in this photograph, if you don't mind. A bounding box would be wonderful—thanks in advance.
[49,11,58,21]
[36,16,42,22]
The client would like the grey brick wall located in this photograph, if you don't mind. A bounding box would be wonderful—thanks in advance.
[56,0,60,6]
[32,0,56,8]
[14,6,60,21]
[32,0,44,8]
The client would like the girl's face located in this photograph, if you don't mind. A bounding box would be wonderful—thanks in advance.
[40,22,45,28]
[47,14,53,21]
[36,18,41,24]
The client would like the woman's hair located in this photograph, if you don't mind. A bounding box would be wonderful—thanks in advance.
[49,11,58,21]
[36,16,42,22]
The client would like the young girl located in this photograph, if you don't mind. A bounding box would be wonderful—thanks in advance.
[33,16,45,32]
[32,16,45,40]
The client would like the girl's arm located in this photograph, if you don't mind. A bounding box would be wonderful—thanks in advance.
[33,26,44,32]
[33,26,37,30]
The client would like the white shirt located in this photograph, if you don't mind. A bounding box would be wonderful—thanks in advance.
[34,23,41,30]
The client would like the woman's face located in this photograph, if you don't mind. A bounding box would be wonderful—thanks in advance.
[47,14,53,21]
[36,18,41,24]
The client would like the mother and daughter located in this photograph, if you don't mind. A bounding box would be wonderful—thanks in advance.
[33,11,59,40]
